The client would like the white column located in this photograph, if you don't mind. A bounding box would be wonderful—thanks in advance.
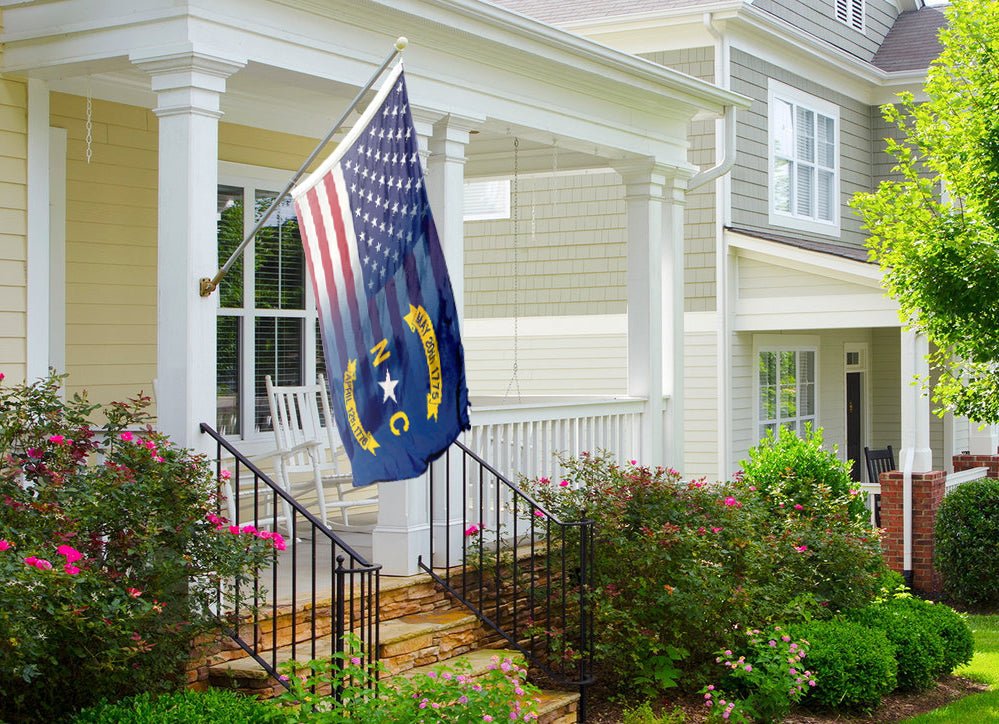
[132,49,244,450]
[426,114,480,566]
[26,79,50,381]
[617,161,689,468]
[900,329,933,471]
[899,328,932,581]
[372,476,430,576]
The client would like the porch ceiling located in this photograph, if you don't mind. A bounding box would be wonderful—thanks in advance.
[0,0,748,171]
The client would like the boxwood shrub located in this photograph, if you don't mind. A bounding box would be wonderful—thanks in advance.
[935,478,999,606]
[909,599,975,675]
[848,597,947,691]
[790,619,896,711]
[73,690,281,723]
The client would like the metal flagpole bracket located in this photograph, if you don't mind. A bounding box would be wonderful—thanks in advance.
[199,36,409,297]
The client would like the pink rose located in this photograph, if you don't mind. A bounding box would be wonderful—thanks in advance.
[464,523,480,537]
[57,545,83,563]
[64,564,81,575]
[559,479,570,487]
[127,587,143,598]
[119,431,134,442]
[0,540,11,551]
[48,435,65,445]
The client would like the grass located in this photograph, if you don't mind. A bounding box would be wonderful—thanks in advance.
[903,613,999,722]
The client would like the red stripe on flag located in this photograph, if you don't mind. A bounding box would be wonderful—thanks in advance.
[323,171,367,359]
[304,181,349,371]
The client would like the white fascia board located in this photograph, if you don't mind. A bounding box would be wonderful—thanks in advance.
[385,0,749,113]
[727,229,885,288]
[734,308,901,331]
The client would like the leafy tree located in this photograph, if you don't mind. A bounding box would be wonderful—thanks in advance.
[853,0,999,422]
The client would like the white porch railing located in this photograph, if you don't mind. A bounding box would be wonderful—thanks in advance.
[946,466,988,494]
[465,396,646,484]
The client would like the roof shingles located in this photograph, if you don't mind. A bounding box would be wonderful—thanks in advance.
[872,7,947,72]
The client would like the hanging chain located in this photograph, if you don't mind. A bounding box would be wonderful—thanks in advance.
[85,80,93,164]
[504,137,522,403]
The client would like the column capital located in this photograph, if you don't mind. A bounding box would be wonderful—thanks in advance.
[614,158,694,201]
[131,46,245,119]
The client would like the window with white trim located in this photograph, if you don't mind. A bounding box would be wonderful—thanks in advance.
[835,0,865,33]
[216,179,319,438]
[464,179,510,221]
[757,349,817,439]
[768,80,840,235]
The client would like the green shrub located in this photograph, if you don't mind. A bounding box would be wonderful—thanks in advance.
[907,599,974,675]
[740,424,868,522]
[935,478,999,606]
[701,625,815,723]
[848,598,947,691]
[73,690,281,723]
[0,375,276,722]
[791,619,896,711]
[519,438,885,695]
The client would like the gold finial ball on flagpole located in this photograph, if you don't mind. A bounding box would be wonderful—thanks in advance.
[395,37,408,51]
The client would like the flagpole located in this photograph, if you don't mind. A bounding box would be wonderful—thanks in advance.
[200,36,409,297]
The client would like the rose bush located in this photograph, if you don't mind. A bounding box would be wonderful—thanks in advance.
[0,374,276,722]
[520,436,885,695]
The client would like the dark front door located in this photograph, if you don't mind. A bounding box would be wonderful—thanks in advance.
[847,372,862,481]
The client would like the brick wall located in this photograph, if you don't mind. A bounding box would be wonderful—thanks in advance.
[952,453,999,478]
[879,469,946,594]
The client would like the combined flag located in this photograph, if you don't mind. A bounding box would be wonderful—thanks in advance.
[291,63,470,487]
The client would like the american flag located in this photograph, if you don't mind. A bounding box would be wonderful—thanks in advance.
[292,63,470,487]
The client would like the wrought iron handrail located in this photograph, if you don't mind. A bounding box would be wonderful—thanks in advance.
[200,423,381,691]
[420,439,594,720]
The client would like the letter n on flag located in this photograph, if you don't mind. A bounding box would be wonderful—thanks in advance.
[291,63,470,487]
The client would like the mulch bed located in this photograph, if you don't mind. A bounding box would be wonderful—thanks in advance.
[585,675,989,722]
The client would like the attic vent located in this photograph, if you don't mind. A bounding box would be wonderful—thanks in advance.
[835,0,865,32]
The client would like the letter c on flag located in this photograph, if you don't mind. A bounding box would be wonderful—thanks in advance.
[390,411,410,436]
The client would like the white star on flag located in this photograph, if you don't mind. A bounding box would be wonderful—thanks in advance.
[379,369,399,403]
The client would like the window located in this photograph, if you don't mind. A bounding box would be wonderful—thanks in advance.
[217,170,319,439]
[768,80,839,235]
[835,0,865,32]
[464,179,510,221]
[757,348,817,439]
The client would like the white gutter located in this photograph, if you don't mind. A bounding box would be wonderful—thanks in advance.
[689,103,737,190]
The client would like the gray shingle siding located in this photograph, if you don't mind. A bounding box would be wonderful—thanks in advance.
[751,0,897,62]
[730,47,872,251]
[642,47,718,313]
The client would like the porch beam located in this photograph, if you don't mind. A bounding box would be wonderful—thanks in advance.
[132,48,245,450]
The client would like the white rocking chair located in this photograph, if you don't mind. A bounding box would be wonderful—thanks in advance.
[265,374,376,529]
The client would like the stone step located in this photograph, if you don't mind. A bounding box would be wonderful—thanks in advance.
[536,689,581,724]
[395,647,526,680]
[207,609,484,695]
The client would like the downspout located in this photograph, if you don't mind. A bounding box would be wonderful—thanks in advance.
[688,103,737,190]
[689,14,736,192]
[693,12,735,481]
[902,447,914,588]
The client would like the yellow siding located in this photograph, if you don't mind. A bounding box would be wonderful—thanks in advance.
[51,94,320,409]
[219,122,319,171]
[51,92,158,406]
[0,76,26,383]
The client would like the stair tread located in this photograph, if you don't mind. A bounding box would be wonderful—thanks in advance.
[393,648,525,680]
[535,689,581,717]
[210,610,479,680]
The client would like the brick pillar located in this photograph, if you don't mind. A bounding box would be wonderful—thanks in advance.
[952,453,999,478]
[879,469,946,594]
